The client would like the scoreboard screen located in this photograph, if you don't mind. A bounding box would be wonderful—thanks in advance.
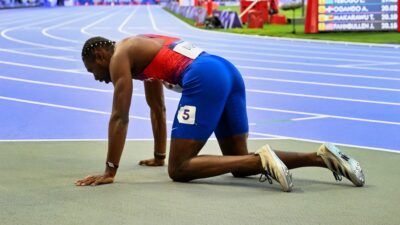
[318,0,398,32]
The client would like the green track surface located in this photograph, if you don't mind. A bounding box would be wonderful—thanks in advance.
[1,139,399,225]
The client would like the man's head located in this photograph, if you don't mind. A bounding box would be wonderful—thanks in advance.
[81,36,115,84]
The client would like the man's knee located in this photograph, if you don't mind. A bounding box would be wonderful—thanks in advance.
[168,164,191,182]
[168,139,205,182]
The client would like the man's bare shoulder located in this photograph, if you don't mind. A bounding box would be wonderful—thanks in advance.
[114,36,160,55]
[110,35,164,78]
[114,37,139,54]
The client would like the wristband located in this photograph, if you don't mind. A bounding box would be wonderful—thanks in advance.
[154,152,166,160]
[106,162,119,169]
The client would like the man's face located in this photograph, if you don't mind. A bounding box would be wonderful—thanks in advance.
[84,57,111,84]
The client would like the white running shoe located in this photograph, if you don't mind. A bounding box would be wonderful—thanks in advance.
[317,143,365,187]
[256,144,293,192]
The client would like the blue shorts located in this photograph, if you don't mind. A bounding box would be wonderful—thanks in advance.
[171,53,249,141]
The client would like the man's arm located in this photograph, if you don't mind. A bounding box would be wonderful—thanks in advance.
[105,54,133,176]
[75,51,132,186]
[139,80,167,166]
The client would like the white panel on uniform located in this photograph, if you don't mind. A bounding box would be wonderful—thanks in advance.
[172,41,204,60]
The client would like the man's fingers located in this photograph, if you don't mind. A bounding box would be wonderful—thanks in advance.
[75,175,113,186]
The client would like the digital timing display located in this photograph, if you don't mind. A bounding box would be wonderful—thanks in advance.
[318,0,398,31]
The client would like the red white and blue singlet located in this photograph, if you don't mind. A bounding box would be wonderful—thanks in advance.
[133,34,203,92]
[136,34,249,141]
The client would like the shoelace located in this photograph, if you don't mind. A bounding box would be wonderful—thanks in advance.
[332,172,343,181]
[326,152,348,182]
[259,171,273,184]
[330,159,347,182]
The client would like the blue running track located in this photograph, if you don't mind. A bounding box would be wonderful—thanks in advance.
[0,5,399,152]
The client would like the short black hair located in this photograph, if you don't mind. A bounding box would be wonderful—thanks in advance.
[81,36,115,60]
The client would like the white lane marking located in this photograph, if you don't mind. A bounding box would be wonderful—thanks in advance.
[237,65,400,81]
[147,4,159,33]
[42,11,106,44]
[0,47,56,51]
[0,13,58,26]
[337,65,400,72]
[81,7,127,36]
[0,75,114,93]
[247,106,400,125]
[1,13,85,52]
[247,88,400,106]
[0,60,86,74]
[226,56,400,73]
[336,62,400,68]
[0,96,115,116]
[247,106,320,117]
[243,75,400,92]
[209,48,396,63]
[0,137,282,142]
[0,95,173,124]
[0,139,151,142]
[118,6,140,35]
[249,133,400,153]
[0,74,177,100]
[197,41,400,61]
[291,115,330,121]
[0,48,78,61]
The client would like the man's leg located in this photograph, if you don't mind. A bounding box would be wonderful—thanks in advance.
[216,133,261,177]
[167,138,262,182]
[216,134,325,173]
[274,150,327,169]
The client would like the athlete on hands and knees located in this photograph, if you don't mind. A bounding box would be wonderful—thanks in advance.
[74,35,365,191]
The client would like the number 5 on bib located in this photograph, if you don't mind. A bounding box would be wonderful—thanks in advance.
[177,105,196,125]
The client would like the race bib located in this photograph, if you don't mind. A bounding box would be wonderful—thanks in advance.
[177,105,196,125]
[172,41,204,59]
